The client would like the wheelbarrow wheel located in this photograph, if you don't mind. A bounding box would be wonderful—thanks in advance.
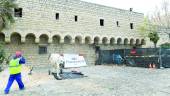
[52,72,62,80]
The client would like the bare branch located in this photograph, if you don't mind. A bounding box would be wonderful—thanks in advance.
[151,0,170,34]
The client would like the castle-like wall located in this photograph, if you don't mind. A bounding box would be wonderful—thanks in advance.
[0,0,145,66]
[3,0,144,43]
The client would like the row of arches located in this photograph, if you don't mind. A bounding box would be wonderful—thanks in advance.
[0,32,146,45]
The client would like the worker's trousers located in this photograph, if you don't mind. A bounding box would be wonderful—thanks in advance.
[4,73,25,93]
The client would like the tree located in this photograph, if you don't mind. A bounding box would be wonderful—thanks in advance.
[0,0,17,31]
[148,32,160,48]
[0,0,17,71]
[138,17,150,37]
[151,0,170,35]
[138,17,160,48]
[0,44,5,71]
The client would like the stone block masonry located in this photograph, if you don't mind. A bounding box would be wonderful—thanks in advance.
[0,0,145,66]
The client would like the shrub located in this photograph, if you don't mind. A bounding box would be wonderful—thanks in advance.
[160,43,170,48]
[0,44,5,71]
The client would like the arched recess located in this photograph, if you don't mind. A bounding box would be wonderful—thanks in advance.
[85,36,91,44]
[130,38,135,45]
[141,39,146,45]
[124,38,128,45]
[94,36,100,44]
[39,34,49,44]
[64,35,72,44]
[117,38,122,45]
[25,33,36,44]
[0,33,5,43]
[10,32,21,44]
[75,36,82,44]
[136,39,140,45]
[110,37,115,45]
[52,35,61,44]
[102,37,108,45]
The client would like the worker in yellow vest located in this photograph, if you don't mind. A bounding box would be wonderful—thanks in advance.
[4,51,26,94]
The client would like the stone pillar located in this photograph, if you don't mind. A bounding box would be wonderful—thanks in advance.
[106,40,110,45]
[91,39,94,44]
[71,39,75,44]
[21,37,26,43]
[48,38,53,43]
[60,38,64,44]
[35,38,39,43]
[82,39,85,44]
[5,37,10,43]
[98,40,102,44]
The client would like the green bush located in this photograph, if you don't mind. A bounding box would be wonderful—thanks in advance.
[0,44,5,71]
[160,43,170,48]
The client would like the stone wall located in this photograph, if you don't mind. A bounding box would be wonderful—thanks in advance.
[4,43,132,66]
[1,0,144,66]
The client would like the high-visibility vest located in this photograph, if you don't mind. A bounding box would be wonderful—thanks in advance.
[9,58,22,75]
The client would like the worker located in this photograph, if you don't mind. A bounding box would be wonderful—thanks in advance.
[130,46,137,55]
[4,51,26,94]
[114,53,123,65]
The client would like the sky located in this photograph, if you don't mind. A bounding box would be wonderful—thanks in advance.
[82,0,164,15]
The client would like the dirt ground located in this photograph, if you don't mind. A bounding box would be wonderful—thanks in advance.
[0,65,170,96]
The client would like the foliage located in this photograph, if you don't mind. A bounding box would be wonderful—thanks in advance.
[148,32,160,48]
[0,0,17,31]
[0,0,17,71]
[0,43,5,71]
[138,17,160,48]
[160,43,170,48]
[138,17,149,37]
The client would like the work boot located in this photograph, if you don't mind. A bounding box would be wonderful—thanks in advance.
[20,87,25,91]
[4,90,9,94]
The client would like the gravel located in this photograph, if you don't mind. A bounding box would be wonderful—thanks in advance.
[0,65,170,96]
